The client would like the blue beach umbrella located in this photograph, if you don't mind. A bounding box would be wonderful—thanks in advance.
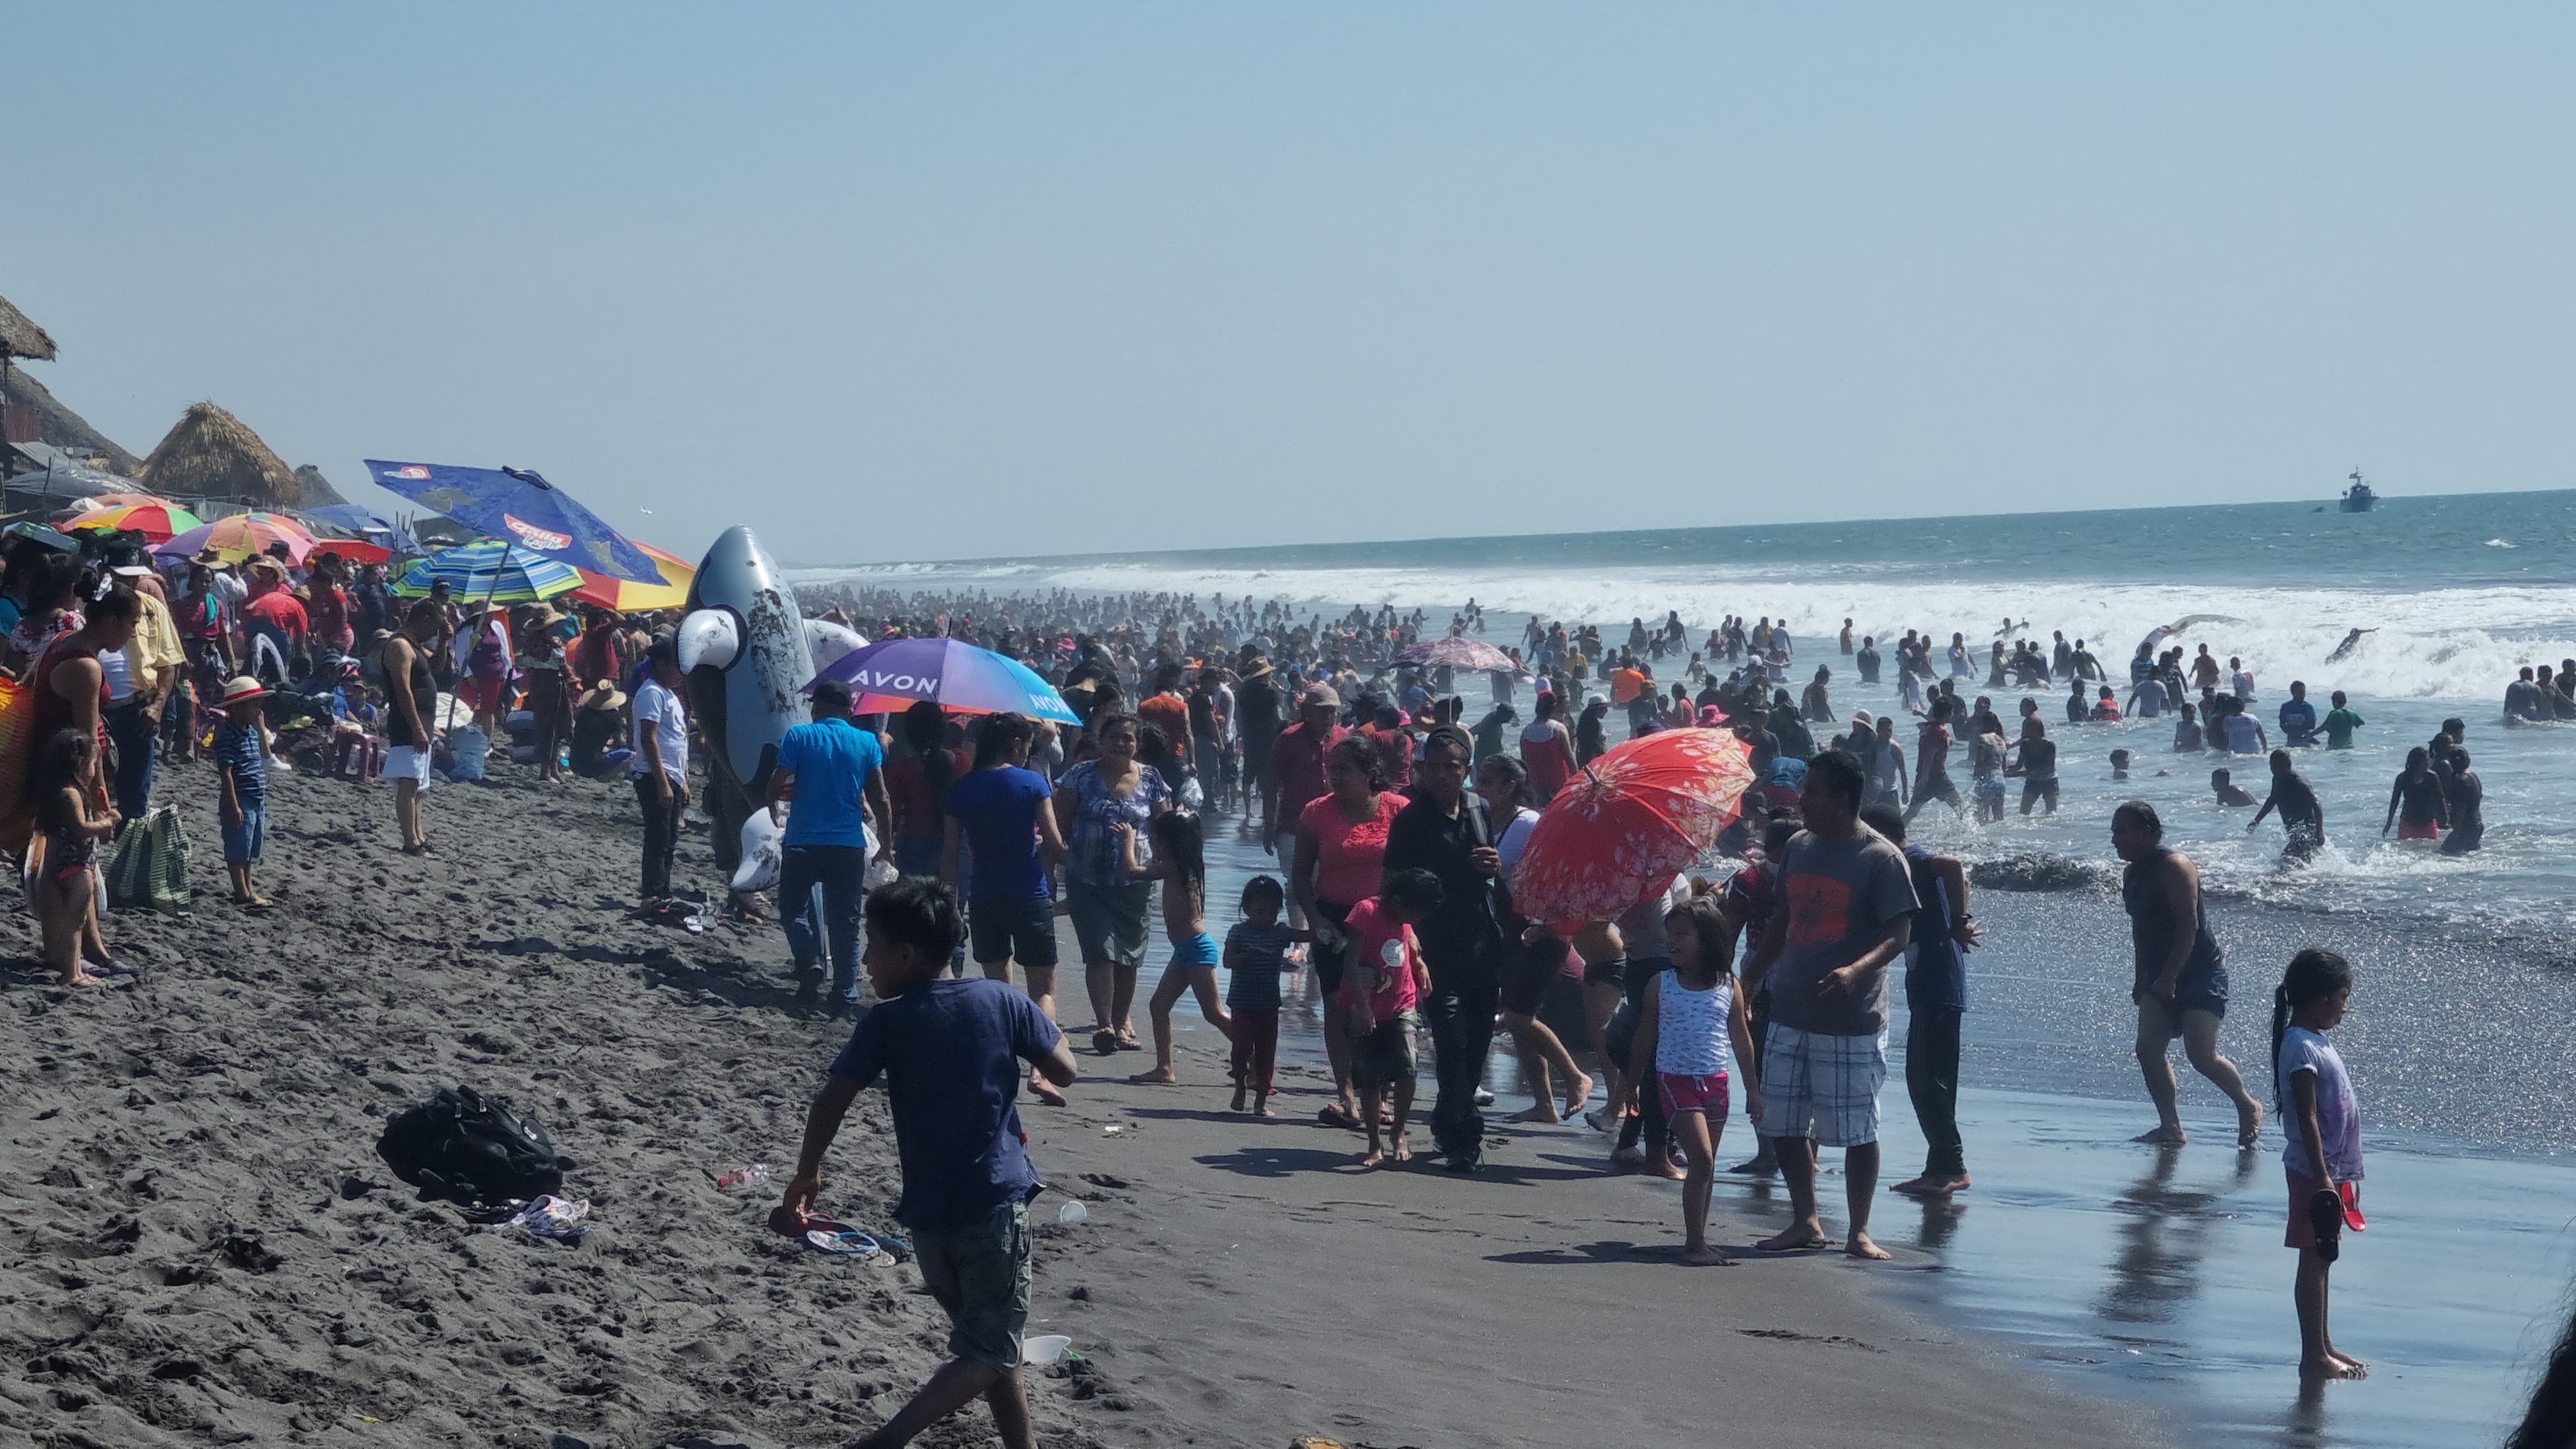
[389,539,582,603]
[364,459,663,585]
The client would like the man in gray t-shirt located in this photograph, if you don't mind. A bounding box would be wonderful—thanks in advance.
[1745,749,1917,1261]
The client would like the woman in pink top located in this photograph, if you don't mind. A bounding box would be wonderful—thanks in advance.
[1519,689,1577,801]
[1293,734,1406,1131]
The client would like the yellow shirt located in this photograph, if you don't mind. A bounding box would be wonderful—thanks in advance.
[126,590,185,693]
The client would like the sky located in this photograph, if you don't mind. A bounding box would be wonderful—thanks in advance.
[8,3,2573,566]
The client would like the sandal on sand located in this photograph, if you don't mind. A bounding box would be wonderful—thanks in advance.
[1317,1105,1363,1130]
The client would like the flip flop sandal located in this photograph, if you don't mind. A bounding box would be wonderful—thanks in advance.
[1317,1105,1363,1130]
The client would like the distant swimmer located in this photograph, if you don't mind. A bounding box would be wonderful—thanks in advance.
[2326,627,2377,664]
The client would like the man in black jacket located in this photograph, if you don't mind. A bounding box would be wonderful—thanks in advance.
[1383,725,1507,1172]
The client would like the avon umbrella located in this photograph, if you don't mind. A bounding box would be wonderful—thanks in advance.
[1510,727,1756,927]
[1395,635,1517,671]
[809,636,1082,724]
[364,459,664,586]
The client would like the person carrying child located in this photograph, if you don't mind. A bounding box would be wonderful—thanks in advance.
[1224,875,1296,1115]
[213,677,273,908]
[778,878,1081,1449]
[1342,868,1441,1169]
[1121,809,1235,1085]
[1620,894,1761,1264]
[2273,946,2366,1380]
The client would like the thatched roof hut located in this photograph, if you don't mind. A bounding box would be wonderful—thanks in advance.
[293,463,349,507]
[138,401,307,507]
[0,295,57,362]
[0,368,140,473]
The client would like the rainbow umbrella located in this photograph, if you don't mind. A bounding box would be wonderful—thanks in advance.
[389,539,581,603]
[153,511,318,565]
[809,636,1082,724]
[569,540,696,612]
[66,500,205,543]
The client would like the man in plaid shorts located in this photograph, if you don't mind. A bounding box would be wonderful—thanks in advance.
[1743,749,1920,1261]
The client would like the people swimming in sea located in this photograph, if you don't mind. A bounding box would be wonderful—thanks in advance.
[2326,627,2377,664]
[2381,748,2447,842]
[2248,750,2326,863]
[2212,768,2257,807]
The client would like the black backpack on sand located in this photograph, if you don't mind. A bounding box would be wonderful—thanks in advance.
[377,1087,570,1209]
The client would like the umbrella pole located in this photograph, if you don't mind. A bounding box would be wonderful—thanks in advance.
[480,540,513,611]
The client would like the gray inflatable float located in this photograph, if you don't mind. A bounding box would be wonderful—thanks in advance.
[677,526,815,871]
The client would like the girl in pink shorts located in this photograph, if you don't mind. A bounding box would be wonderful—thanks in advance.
[1622,894,1761,1266]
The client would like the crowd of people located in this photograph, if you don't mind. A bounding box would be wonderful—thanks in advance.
[737,585,2468,1446]
[19,544,2550,1445]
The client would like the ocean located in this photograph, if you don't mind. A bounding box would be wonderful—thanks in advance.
[792,487,2576,938]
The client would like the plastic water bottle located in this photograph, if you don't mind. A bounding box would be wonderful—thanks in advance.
[1056,1199,1087,1226]
[713,1163,769,1189]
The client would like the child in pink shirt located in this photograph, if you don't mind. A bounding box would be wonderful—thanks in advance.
[1338,869,1441,1169]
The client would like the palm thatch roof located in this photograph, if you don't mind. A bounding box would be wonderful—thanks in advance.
[293,463,349,507]
[0,368,140,473]
[138,401,307,507]
[0,295,56,362]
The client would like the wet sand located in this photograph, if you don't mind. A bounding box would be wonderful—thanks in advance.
[0,753,2180,1449]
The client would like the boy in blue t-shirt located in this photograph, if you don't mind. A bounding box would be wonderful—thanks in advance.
[213,677,272,908]
[1223,875,1296,1116]
[781,878,1078,1449]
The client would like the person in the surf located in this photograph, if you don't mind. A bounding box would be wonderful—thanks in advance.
[2248,750,2326,863]
[2325,627,2375,664]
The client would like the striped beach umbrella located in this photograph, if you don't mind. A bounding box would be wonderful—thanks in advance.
[66,500,206,543]
[389,539,581,603]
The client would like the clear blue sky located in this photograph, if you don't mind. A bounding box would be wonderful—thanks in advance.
[12,3,2572,565]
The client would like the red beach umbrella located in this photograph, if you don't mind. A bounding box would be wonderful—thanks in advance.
[1510,726,1756,927]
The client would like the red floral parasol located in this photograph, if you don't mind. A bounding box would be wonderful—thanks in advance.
[1395,634,1517,671]
[1510,726,1756,926]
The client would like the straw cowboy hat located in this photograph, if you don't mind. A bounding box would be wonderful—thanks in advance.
[220,677,268,707]
[578,680,627,712]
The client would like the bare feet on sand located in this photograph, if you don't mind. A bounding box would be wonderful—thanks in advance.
[1254,1100,1273,1118]
[1029,1075,1067,1107]
[1892,1173,1972,1198]
[1127,1067,1177,1085]
[1507,1103,1563,1124]
[2237,1100,2267,1148]
[1680,1243,1735,1267]
[1559,1071,1593,1120]
[57,968,103,988]
[2132,1124,2187,1146]
[1646,1152,1687,1181]
[2301,1354,2369,1380]
[1729,1153,1779,1177]
[1846,1231,1893,1261]
[1758,1222,1832,1252]
[1390,1133,1411,1164]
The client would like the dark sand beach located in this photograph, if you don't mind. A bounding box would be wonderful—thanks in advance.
[1,755,2175,1448]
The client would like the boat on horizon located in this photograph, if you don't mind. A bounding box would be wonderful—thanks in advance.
[2340,468,2377,512]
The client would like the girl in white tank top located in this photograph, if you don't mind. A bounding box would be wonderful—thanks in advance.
[1625,896,1759,1266]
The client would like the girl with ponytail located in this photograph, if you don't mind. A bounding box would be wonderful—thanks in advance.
[2272,946,2365,1381]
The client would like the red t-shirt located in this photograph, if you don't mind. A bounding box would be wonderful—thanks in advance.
[1361,724,1413,791]
[884,748,973,843]
[245,590,309,638]
[1299,790,1407,907]
[1337,895,1423,1018]
[1269,722,1347,824]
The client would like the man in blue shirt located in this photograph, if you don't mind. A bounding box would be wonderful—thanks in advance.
[940,712,1070,1100]
[781,878,1079,1449]
[2279,679,2320,747]
[768,679,895,1016]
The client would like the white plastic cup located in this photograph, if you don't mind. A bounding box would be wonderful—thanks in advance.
[1022,1334,1073,1367]
[1056,1200,1087,1226]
